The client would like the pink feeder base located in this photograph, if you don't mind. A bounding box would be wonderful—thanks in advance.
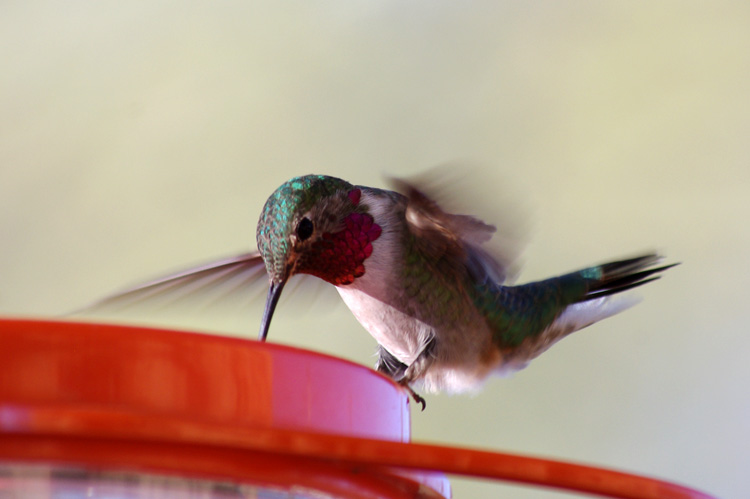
[0,319,713,499]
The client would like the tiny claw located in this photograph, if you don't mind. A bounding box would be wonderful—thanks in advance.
[400,381,426,411]
[412,391,427,412]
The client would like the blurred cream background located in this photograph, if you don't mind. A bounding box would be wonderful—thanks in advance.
[2,2,748,498]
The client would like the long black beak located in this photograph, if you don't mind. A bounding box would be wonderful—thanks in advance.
[258,280,286,341]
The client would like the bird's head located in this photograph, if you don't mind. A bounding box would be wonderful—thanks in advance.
[256,174,382,340]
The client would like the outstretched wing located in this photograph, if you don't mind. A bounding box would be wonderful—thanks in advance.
[391,178,514,286]
[71,252,339,332]
[73,253,268,315]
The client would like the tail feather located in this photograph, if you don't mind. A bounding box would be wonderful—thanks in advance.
[533,253,676,352]
[487,253,675,351]
[580,255,678,302]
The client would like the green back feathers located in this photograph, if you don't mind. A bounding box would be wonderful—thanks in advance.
[478,274,589,348]
[398,231,466,324]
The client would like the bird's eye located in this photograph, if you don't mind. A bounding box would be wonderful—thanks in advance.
[296,217,314,241]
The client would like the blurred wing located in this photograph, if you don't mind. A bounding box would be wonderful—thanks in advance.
[390,178,512,285]
[72,252,268,316]
[71,252,341,333]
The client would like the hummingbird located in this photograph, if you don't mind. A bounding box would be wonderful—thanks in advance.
[255,174,674,407]
[84,174,674,409]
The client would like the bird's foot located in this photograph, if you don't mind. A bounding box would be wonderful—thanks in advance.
[399,380,426,411]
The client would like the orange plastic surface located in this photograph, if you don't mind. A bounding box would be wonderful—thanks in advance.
[0,319,714,499]
[0,318,409,441]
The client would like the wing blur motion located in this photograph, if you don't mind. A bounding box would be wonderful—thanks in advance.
[69,253,269,328]
[71,252,340,333]
[74,253,268,314]
[388,168,527,286]
[391,178,515,285]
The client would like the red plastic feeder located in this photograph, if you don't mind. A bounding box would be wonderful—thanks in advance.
[0,319,713,498]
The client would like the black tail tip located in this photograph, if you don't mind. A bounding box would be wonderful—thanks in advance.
[585,254,678,300]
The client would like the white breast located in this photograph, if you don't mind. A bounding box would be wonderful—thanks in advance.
[338,189,501,393]
[336,284,432,365]
[334,189,434,365]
